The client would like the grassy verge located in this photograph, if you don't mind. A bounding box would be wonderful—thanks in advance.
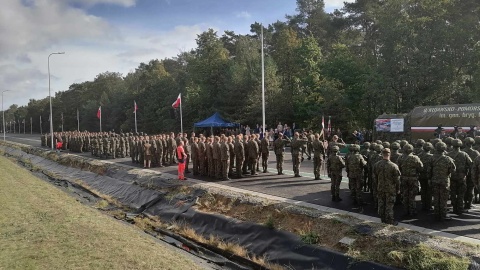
[0,155,203,270]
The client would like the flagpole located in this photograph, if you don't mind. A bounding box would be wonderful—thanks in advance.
[134,101,137,133]
[261,25,266,136]
[180,94,183,134]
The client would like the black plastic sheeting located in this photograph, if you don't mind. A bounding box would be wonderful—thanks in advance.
[3,146,398,270]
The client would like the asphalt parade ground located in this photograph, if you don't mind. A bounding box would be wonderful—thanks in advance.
[5,133,480,241]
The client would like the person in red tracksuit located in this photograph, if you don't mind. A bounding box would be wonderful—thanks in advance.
[177,141,187,180]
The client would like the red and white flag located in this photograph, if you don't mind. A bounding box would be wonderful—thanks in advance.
[321,115,325,129]
[134,101,138,113]
[97,106,101,119]
[327,116,331,134]
[172,93,181,109]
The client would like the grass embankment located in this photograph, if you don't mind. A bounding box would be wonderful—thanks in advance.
[0,155,203,270]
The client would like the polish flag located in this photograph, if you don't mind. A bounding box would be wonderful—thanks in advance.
[172,93,181,109]
[134,101,138,113]
[97,106,101,119]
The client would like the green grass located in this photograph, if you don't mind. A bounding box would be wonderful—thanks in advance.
[0,155,203,270]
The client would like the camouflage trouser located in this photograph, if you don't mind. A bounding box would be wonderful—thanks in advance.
[351,175,363,204]
[156,151,163,166]
[377,192,396,224]
[192,156,198,175]
[208,158,215,178]
[236,158,244,177]
[330,171,342,197]
[229,157,234,176]
[419,177,432,210]
[372,175,378,208]
[221,159,229,180]
[199,156,206,176]
[249,157,257,175]
[185,153,190,172]
[465,173,474,207]
[276,154,284,174]
[432,183,449,219]
[402,176,419,215]
[214,159,221,179]
[292,154,301,175]
[242,156,249,174]
[450,173,467,213]
[261,153,268,172]
[313,156,322,179]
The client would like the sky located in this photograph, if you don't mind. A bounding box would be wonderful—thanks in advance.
[0,0,353,107]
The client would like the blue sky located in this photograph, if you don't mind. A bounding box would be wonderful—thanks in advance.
[0,0,351,107]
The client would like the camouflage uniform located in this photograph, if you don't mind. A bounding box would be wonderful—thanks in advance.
[447,139,472,214]
[260,137,269,173]
[418,142,434,210]
[234,136,245,178]
[462,137,479,209]
[328,146,345,201]
[346,144,367,204]
[248,138,259,176]
[398,144,423,216]
[374,148,401,225]
[198,138,207,176]
[291,134,307,177]
[312,135,326,180]
[360,142,371,192]
[191,138,199,175]
[273,134,290,175]
[206,139,214,178]
[220,137,230,180]
[213,137,221,180]
[370,144,384,208]
[228,137,235,177]
[431,142,456,220]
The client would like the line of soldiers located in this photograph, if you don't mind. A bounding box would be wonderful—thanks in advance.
[345,136,480,225]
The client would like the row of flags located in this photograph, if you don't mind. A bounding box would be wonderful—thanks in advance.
[321,115,332,136]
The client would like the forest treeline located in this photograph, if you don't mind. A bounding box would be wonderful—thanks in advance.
[3,0,480,134]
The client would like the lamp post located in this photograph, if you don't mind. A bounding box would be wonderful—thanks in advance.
[2,90,10,141]
[48,52,65,149]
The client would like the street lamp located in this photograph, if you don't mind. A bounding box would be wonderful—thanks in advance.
[48,52,65,149]
[2,90,10,141]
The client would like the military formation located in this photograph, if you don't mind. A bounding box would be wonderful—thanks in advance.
[41,130,480,226]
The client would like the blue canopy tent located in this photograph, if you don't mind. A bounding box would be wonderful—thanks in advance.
[194,112,238,128]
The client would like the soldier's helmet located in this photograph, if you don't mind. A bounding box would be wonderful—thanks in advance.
[349,144,355,151]
[444,137,453,145]
[464,137,474,146]
[431,138,441,146]
[332,146,340,152]
[382,142,390,149]
[423,142,434,151]
[363,142,371,149]
[375,140,383,145]
[352,144,361,152]
[452,139,463,148]
[391,142,400,150]
[403,144,414,153]
[415,139,425,147]
[374,144,384,152]
[400,140,408,148]
[474,136,480,145]
[370,142,377,151]
[435,142,447,152]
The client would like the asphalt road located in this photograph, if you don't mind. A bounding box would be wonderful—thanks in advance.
[5,133,480,240]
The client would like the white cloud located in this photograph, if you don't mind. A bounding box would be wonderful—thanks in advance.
[236,11,251,19]
[0,0,208,107]
[324,0,355,11]
[67,0,137,7]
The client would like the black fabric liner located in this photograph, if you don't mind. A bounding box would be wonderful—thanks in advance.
[4,146,399,270]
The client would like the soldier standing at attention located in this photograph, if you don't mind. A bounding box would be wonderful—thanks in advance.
[183,134,191,173]
[143,136,152,169]
[228,136,235,177]
[234,135,245,178]
[220,135,230,181]
[273,133,290,175]
[398,144,423,216]
[360,142,371,192]
[418,142,434,211]
[328,146,345,201]
[291,132,307,177]
[191,137,199,175]
[311,133,326,180]
[248,135,259,176]
[431,142,456,221]
[390,142,402,165]
[346,144,367,205]
[370,144,384,208]
[206,137,214,178]
[374,148,401,225]
[448,139,472,214]
[213,136,222,180]
[198,136,207,176]
[462,137,479,209]
[260,135,270,173]
[242,135,250,175]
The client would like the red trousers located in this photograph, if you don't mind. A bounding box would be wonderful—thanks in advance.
[178,162,186,180]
